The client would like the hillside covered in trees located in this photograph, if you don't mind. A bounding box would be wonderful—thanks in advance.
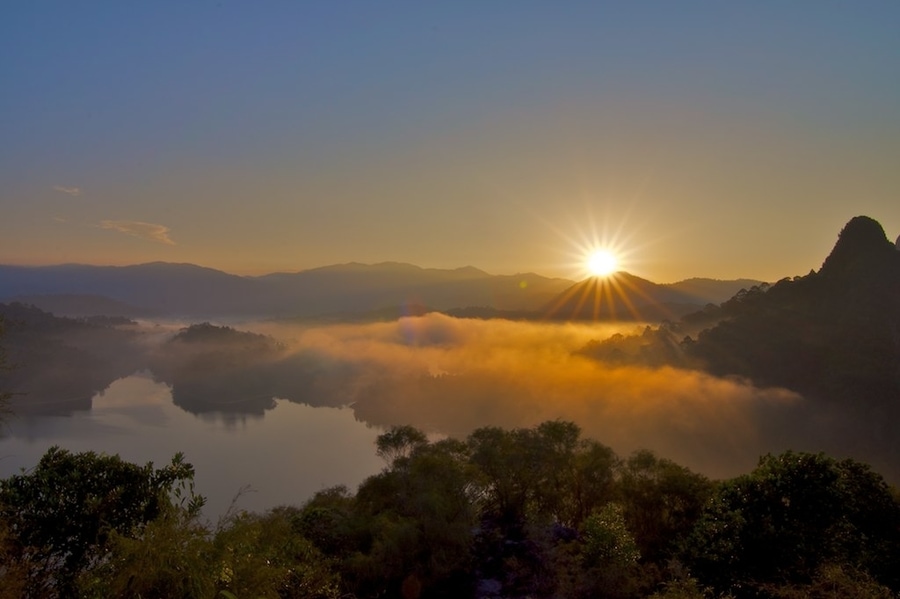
[1,422,899,598]
[0,302,144,413]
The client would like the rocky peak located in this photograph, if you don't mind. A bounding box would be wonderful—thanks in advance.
[818,216,896,279]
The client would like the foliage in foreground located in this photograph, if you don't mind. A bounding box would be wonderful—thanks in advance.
[1,422,899,598]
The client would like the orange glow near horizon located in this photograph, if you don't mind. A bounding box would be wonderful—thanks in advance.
[545,202,646,282]
[537,205,681,321]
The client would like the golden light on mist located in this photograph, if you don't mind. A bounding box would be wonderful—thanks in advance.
[245,315,801,479]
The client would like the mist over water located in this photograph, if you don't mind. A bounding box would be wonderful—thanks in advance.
[250,315,801,477]
[1,313,808,516]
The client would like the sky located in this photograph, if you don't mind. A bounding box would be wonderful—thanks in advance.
[2,2,899,283]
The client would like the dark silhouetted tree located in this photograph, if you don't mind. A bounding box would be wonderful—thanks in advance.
[0,447,203,596]
[685,451,900,597]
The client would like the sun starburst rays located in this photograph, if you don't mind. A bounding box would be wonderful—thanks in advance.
[540,204,677,323]
[543,271,677,323]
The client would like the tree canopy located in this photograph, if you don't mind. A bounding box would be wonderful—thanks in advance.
[1,423,899,598]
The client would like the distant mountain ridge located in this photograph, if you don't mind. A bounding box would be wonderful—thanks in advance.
[6,294,157,319]
[0,260,761,320]
[665,277,764,305]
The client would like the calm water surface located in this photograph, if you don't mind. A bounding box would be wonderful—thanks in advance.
[0,373,385,520]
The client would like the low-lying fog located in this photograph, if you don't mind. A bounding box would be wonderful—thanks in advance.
[243,315,800,477]
[2,313,811,516]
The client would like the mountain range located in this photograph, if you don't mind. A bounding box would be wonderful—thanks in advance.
[0,261,759,320]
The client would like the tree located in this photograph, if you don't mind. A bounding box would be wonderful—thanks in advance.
[618,450,712,565]
[685,451,900,597]
[375,424,429,466]
[467,421,601,532]
[211,508,342,599]
[296,485,362,559]
[581,503,640,568]
[0,447,204,596]
[350,435,477,597]
[569,503,646,599]
[78,503,342,598]
[466,422,627,598]
[77,500,217,598]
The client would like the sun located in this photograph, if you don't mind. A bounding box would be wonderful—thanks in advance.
[541,201,645,282]
[587,250,618,277]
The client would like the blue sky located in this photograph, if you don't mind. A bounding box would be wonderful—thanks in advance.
[2,2,899,281]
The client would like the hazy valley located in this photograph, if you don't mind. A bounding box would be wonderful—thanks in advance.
[3,216,899,481]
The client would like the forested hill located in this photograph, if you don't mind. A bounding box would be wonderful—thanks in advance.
[0,302,144,413]
[686,215,900,406]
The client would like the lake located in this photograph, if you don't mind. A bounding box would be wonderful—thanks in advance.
[0,372,385,520]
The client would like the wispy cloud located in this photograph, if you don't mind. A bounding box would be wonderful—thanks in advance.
[53,185,82,196]
[99,220,176,245]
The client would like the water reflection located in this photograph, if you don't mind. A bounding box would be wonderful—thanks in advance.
[0,373,385,519]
